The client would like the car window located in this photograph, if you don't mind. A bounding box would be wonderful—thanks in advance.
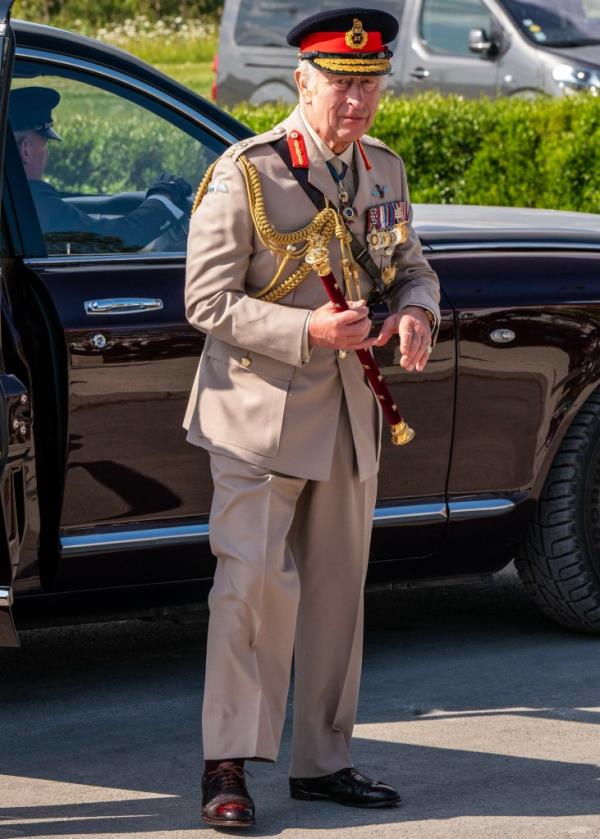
[10,73,221,257]
[234,0,405,47]
[420,0,494,56]
[501,0,600,46]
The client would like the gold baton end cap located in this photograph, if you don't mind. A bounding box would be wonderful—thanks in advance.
[391,421,415,446]
[305,245,331,276]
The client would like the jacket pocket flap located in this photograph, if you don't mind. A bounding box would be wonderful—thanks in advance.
[204,339,295,383]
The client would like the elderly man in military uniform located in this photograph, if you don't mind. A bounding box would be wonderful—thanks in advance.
[10,86,191,252]
[184,7,440,829]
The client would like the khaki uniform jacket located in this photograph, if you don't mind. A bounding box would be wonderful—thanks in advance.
[183,106,440,482]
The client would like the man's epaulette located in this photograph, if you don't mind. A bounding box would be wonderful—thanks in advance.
[361,134,401,160]
[223,124,287,162]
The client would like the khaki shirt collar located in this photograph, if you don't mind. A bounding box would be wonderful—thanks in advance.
[298,107,355,168]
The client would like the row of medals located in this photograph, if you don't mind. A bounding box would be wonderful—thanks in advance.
[335,174,408,361]
[335,177,408,300]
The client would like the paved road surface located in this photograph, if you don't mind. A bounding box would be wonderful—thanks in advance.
[1,566,600,838]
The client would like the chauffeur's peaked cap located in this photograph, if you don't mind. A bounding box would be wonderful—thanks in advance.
[9,86,62,140]
[287,7,399,75]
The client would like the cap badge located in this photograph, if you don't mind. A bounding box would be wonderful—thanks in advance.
[345,18,368,50]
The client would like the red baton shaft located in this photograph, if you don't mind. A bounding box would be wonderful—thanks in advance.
[317,269,415,446]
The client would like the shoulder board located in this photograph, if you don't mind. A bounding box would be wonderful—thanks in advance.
[224,124,287,162]
[360,135,401,159]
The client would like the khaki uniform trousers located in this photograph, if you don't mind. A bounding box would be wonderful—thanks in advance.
[202,400,378,778]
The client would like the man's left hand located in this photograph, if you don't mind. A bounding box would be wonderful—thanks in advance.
[147,173,193,211]
[373,306,432,372]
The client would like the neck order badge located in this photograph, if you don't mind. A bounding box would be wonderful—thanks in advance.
[326,159,356,224]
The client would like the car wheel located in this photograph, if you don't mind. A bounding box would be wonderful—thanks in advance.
[515,390,600,634]
[509,88,546,100]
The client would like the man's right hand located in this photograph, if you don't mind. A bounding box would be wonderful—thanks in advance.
[308,300,374,350]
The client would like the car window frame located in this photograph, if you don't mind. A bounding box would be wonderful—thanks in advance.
[418,0,497,59]
[232,0,407,48]
[11,49,233,263]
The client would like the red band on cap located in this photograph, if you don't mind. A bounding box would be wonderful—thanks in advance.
[300,30,383,54]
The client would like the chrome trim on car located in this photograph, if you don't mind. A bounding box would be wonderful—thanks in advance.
[60,497,517,556]
[424,240,600,253]
[0,587,13,607]
[24,253,185,269]
[60,523,211,557]
[38,241,596,266]
[60,505,449,557]
[16,47,240,145]
[373,503,447,526]
[448,498,516,520]
[85,298,163,315]
[61,505,448,557]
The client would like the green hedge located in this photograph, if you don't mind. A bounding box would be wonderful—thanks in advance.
[232,93,600,213]
[13,0,222,27]
[41,92,599,213]
[45,113,213,195]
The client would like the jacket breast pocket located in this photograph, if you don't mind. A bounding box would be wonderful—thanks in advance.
[197,340,294,457]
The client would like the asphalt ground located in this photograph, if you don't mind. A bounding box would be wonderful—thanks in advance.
[1,565,600,839]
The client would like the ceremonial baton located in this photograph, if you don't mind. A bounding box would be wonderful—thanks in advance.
[305,239,415,446]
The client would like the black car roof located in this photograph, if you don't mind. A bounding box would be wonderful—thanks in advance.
[12,19,252,142]
[414,205,600,250]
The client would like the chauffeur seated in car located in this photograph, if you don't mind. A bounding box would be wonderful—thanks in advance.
[10,86,192,253]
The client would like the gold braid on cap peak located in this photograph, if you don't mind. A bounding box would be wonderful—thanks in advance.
[193,154,342,304]
[312,55,391,74]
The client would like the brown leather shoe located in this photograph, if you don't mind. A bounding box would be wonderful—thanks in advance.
[201,761,255,828]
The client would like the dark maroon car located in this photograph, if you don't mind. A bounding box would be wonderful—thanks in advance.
[1,3,600,647]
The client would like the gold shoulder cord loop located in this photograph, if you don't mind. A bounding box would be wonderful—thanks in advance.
[192,160,218,214]
[192,153,340,304]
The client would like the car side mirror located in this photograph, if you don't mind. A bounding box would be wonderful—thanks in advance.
[469,28,495,56]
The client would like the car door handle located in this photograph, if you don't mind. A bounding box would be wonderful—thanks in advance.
[84,298,164,315]
[410,67,430,79]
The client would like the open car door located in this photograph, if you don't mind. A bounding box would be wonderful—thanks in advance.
[0,0,29,647]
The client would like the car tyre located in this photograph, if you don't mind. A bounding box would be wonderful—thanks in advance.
[516,390,600,634]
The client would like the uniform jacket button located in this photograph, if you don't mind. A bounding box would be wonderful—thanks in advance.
[241,356,252,368]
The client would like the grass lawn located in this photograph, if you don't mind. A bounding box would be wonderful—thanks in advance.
[13,15,218,102]
[157,62,214,100]
[12,58,215,135]
[96,20,218,100]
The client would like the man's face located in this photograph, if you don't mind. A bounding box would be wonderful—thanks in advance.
[17,131,49,180]
[296,69,382,153]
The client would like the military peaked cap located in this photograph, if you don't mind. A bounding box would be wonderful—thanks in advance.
[287,7,399,75]
[9,87,62,140]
